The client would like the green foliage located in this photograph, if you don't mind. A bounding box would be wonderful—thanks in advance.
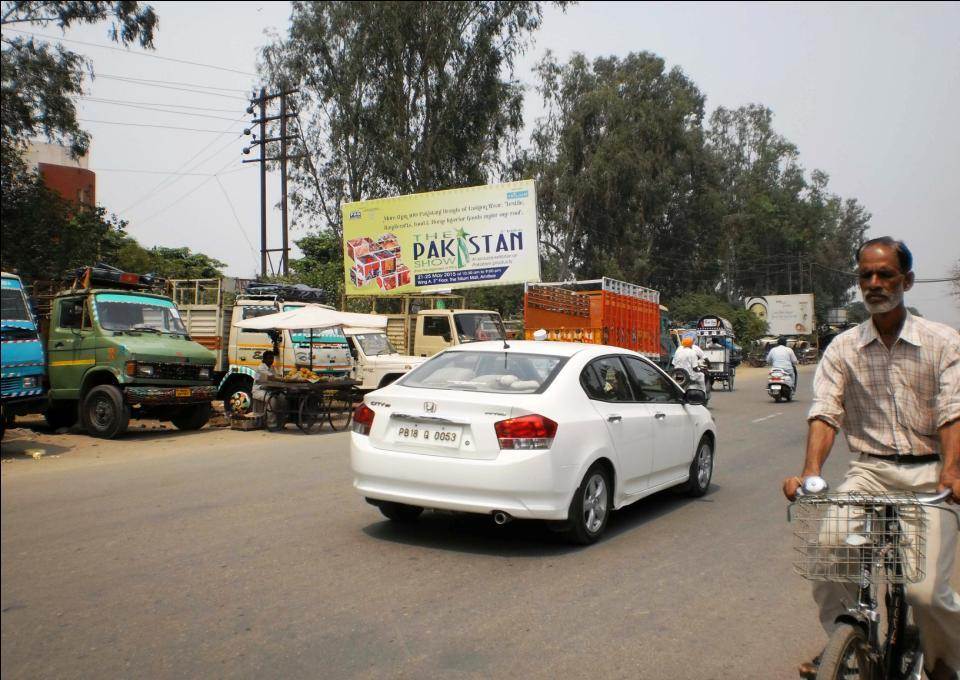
[665,293,768,347]
[524,51,718,297]
[1,1,159,157]
[526,57,869,311]
[0,158,128,280]
[289,232,345,303]
[114,243,227,280]
[260,1,560,239]
[461,284,524,318]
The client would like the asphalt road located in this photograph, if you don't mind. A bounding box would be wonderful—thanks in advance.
[2,365,956,679]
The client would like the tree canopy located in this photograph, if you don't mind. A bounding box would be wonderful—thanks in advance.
[1,1,158,158]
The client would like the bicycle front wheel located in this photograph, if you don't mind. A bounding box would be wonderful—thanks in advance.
[817,623,870,680]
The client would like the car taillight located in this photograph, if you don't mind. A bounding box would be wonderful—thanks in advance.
[494,414,558,450]
[352,403,375,435]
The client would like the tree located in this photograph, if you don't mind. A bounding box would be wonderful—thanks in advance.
[665,292,768,347]
[0,166,129,280]
[524,51,720,296]
[260,1,559,242]
[2,1,158,158]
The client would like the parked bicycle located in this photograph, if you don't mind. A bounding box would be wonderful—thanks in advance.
[788,476,958,680]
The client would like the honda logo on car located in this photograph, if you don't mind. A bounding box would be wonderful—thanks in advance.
[424,402,437,414]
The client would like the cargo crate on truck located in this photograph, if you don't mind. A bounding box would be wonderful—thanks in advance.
[523,278,662,360]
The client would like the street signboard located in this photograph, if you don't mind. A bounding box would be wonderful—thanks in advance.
[745,294,816,335]
[341,180,540,296]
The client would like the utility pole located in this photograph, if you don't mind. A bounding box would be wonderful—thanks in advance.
[242,87,299,278]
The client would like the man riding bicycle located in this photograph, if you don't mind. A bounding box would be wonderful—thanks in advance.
[781,237,960,680]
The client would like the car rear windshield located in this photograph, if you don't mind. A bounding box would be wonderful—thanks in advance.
[400,351,566,394]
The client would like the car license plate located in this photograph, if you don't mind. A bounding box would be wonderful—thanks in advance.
[175,388,191,397]
[393,421,462,448]
[769,385,781,391]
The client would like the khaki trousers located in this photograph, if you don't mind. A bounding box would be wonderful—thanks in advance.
[812,455,960,674]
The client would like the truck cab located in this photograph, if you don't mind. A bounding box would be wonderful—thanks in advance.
[411,309,505,357]
[45,267,218,438]
[1,272,46,436]
[343,327,425,391]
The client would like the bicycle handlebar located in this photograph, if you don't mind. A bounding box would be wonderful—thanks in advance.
[796,476,953,506]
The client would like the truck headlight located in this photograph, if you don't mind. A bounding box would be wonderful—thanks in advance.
[135,363,156,378]
[22,376,38,389]
[198,367,211,379]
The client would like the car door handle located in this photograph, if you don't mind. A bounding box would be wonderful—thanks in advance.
[54,342,65,348]
[607,414,622,422]
[654,412,667,420]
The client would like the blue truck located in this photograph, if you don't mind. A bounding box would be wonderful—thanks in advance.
[1,272,46,437]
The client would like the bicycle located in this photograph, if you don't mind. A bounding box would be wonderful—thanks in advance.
[788,477,958,680]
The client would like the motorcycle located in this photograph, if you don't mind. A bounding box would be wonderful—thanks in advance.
[767,367,794,402]
[672,359,711,405]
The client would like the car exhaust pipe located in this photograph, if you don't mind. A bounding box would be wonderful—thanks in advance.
[493,511,512,525]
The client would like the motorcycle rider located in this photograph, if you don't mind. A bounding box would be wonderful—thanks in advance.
[766,336,799,390]
[782,237,960,680]
[672,335,707,393]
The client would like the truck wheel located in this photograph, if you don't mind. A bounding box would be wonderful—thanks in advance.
[171,403,211,431]
[45,401,79,430]
[223,381,253,415]
[80,385,130,439]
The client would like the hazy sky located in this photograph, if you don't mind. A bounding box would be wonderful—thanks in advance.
[14,1,959,325]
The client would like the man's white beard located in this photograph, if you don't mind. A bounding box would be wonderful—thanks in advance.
[863,288,903,314]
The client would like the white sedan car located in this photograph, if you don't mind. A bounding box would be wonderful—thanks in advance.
[350,341,716,544]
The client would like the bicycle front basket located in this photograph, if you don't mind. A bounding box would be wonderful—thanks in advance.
[789,491,928,585]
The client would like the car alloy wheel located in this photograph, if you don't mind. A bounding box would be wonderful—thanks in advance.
[582,472,608,534]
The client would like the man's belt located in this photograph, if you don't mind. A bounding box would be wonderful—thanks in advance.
[865,453,941,465]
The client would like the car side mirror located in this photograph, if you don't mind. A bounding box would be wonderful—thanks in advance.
[684,388,707,405]
[442,333,452,343]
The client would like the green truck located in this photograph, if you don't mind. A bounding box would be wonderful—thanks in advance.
[44,266,218,438]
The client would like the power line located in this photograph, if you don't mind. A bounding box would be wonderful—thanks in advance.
[94,73,251,94]
[134,156,238,228]
[91,76,248,100]
[215,176,259,270]
[4,28,256,76]
[117,116,247,215]
[91,168,220,176]
[78,118,240,133]
[78,95,240,112]
[79,97,241,121]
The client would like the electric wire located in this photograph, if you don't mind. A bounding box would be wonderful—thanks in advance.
[134,156,238,228]
[78,118,242,133]
[94,73,251,93]
[117,115,247,215]
[79,97,241,121]
[79,96,240,112]
[90,75,249,100]
[3,28,256,76]
[215,176,259,270]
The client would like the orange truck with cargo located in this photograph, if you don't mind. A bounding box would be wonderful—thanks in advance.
[523,278,662,361]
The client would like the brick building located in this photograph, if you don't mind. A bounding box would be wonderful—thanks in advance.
[24,142,96,207]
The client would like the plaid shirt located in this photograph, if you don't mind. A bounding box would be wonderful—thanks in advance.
[808,313,960,456]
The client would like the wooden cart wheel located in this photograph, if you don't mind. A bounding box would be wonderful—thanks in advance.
[326,390,354,431]
[297,393,325,434]
[264,392,286,432]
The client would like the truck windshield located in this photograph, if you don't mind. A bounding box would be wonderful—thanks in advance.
[1,287,31,322]
[454,313,505,343]
[94,293,187,334]
[354,333,396,356]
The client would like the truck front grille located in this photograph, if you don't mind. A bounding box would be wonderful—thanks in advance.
[154,362,204,381]
[1,377,21,391]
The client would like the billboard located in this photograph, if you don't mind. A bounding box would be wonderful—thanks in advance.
[341,180,540,296]
[745,294,816,336]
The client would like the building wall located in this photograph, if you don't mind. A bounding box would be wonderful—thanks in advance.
[36,163,96,207]
[25,142,96,207]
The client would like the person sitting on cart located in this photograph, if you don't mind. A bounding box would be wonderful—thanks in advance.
[253,351,285,422]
